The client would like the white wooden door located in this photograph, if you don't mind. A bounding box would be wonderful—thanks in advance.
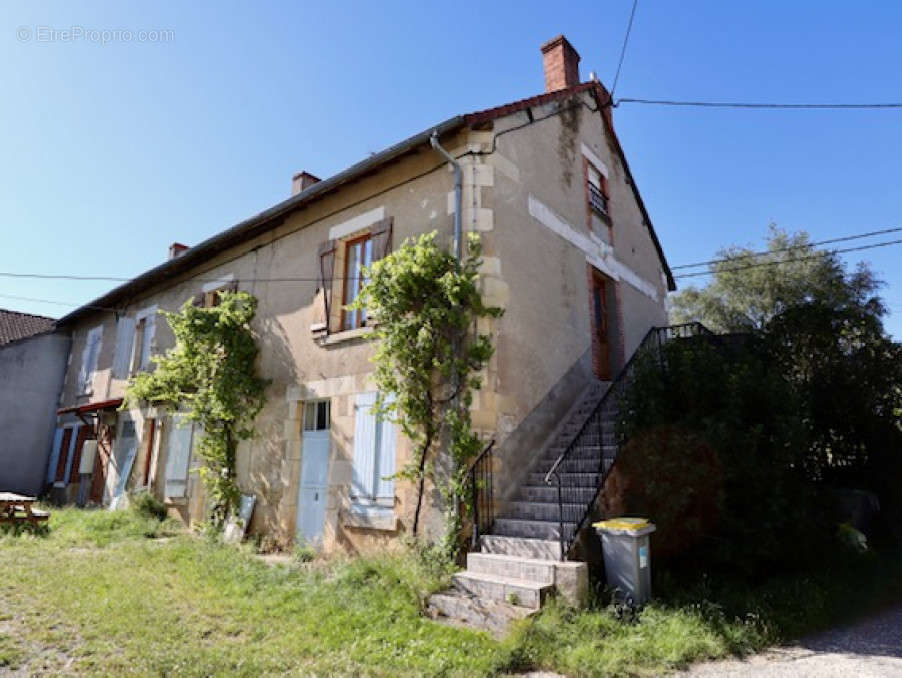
[296,400,331,545]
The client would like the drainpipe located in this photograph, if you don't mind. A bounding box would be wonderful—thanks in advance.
[430,131,462,261]
[430,130,465,536]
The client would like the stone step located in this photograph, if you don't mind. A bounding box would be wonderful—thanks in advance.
[452,571,553,610]
[466,552,556,584]
[492,517,577,541]
[503,501,588,521]
[545,441,617,458]
[517,484,597,504]
[479,534,564,561]
[534,460,615,481]
[426,590,536,636]
[527,471,600,486]
[535,456,607,474]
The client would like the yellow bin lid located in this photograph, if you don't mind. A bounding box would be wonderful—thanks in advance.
[593,517,652,532]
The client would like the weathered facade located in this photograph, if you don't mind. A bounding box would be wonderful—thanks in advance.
[51,36,673,553]
[0,324,70,496]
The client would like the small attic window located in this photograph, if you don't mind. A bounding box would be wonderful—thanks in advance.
[587,164,609,217]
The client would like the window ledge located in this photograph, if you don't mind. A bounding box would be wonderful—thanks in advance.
[342,503,396,531]
[164,496,188,506]
[318,326,375,346]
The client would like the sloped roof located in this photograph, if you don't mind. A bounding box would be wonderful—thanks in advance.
[59,81,674,326]
[0,309,56,346]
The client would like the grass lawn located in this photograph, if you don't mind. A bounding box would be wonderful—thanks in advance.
[1,506,900,676]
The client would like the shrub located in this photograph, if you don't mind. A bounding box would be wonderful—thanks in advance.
[130,491,168,522]
[603,427,722,561]
[615,336,840,574]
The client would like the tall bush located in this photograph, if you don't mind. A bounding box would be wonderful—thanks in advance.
[350,231,502,553]
[125,292,268,528]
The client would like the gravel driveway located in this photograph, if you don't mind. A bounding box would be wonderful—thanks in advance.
[680,604,902,677]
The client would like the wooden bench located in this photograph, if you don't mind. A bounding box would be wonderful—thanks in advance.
[0,493,50,526]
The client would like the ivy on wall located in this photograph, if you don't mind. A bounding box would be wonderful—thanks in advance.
[350,231,503,553]
[125,292,268,528]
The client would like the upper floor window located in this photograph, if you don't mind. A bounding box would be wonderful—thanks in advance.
[587,164,609,218]
[316,216,393,336]
[131,308,157,373]
[342,234,374,330]
[112,307,157,379]
[192,280,238,309]
[78,325,103,394]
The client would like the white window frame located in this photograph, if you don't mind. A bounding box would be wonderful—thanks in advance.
[130,305,158,374]
[303,400,331,432]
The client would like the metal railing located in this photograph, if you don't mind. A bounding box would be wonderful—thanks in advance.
[588,183,609,216]
[543,323,712,560]
[467,439,496,551]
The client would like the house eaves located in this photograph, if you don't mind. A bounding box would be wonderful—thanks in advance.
[58,81,676,327]
[57,115,466,326]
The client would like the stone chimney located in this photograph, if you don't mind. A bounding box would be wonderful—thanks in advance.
[292,171,321,196]
[168,242,189,260]
[541,35,581,92]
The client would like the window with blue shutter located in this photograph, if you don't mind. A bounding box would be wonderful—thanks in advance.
[351,392,396,506]
[164,415,194,499]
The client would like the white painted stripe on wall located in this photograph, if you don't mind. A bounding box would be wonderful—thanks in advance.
[580,143,609,178]
[328,206,385,241]
[527,193,659,302]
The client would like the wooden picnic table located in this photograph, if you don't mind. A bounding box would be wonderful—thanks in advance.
[0,492,49,525]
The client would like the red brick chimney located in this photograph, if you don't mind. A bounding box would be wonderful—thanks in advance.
[291,171,321,196]
[168,242,189,260]
[541,35,581,92]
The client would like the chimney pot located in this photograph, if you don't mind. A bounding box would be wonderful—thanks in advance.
[541,35,581,92]
[292,171,321,196]
[169,242,189,260]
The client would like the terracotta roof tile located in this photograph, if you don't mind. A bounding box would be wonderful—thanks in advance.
[0,309,56,346]
[464,81,607,125]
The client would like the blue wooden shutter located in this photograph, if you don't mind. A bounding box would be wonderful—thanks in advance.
[351,392,377,500]
[112,315,136,378]
[140,311,156,370]
[376,395,396,501]
[47,428,64,484]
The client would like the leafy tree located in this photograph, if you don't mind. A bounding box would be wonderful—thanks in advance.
[617,225,902,566]
[671,225,884,332]
[350,231,502,550]
[125,292,268,528]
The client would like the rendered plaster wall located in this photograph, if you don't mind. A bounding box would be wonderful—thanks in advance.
[0,332,70,495]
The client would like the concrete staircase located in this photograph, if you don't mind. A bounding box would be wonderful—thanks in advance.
[427,383,609,632]
[490,381,613,548]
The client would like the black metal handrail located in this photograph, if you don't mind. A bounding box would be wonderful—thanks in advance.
[543,322,712,560]
[467,439,495,551]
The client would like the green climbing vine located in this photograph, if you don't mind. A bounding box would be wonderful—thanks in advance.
[350,231,503,554]
[125,291,268,528]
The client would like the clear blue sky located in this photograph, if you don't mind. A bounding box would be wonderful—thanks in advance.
[2,1,901,336]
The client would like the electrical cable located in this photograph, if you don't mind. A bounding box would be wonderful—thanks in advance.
[674,238,902,280]
[672,226,902,270]
[610,0,639,101]
[616,98,902,109]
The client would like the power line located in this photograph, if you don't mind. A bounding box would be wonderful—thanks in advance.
[672,226,902,270]
[0,292,117,312]
[610,0,639,101]
[616,98,902,109]
[674,238,902,280]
